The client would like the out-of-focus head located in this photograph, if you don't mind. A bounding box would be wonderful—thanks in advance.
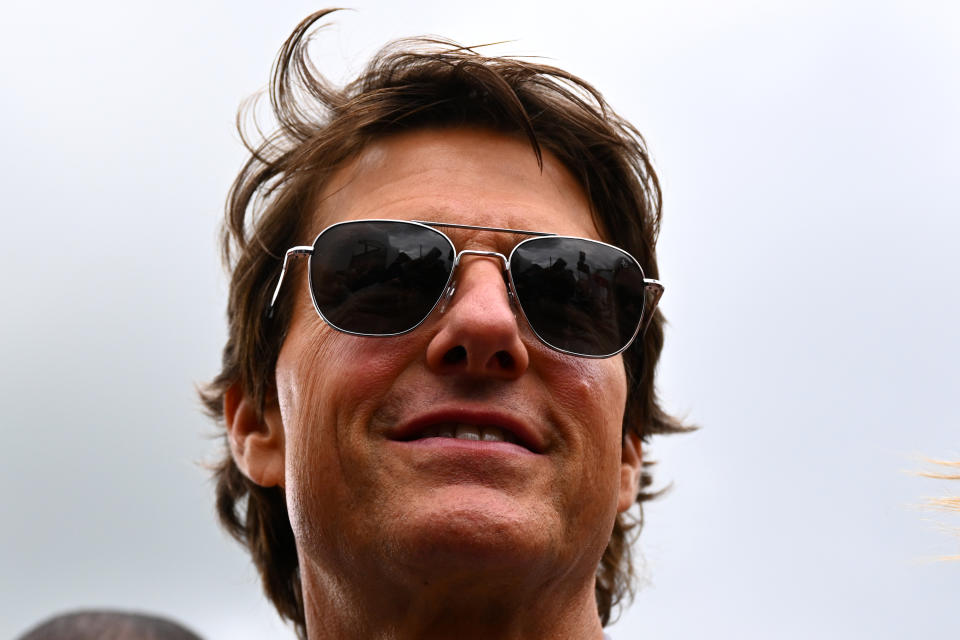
[202,8,687,638]
[17,610,203,640]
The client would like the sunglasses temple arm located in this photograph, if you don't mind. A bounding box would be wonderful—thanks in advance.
[266,246,314,319]
[640,279,665,336]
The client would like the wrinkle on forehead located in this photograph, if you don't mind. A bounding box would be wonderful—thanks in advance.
[310,128,603,241]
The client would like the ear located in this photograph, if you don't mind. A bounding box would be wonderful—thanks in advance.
[224,381,285,488]
[617,430,643,513]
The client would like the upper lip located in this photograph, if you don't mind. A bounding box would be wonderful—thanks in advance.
[388,407,546,454]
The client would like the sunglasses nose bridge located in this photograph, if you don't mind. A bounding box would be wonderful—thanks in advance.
[437,249,511,315]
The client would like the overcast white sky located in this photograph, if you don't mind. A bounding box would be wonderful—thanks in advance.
[2,1,958,638]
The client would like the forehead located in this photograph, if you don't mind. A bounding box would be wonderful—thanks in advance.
[311,128,603,246]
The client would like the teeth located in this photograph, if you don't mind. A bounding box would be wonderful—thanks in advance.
[454,425,481,440]
[416,424,516,444]
[481,427,505,442]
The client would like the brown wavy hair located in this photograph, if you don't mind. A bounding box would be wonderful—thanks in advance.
[201,9,689,638]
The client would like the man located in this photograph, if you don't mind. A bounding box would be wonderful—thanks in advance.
[203,9,687,639]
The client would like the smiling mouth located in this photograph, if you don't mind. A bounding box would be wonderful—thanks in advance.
[405,423,519,445]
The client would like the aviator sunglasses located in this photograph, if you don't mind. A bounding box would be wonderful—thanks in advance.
[268,220,664,358]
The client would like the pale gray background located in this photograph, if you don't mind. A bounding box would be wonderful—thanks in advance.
[2,1,958,638]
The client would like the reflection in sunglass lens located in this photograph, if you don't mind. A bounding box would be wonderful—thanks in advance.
[309,221,455,335]
[511,237,645,356]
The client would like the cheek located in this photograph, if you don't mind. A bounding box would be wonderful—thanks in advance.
[275,323,407,546]
[274,317,421,484]
[274,328,341,489]
[558,356,627,477]
[542,356,627,549]
[549,355,627,437]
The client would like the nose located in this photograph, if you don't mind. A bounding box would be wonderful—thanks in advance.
[425,254,530,378]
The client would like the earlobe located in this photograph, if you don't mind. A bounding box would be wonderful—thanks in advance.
[224,382,285,488]
[617,430,643,513]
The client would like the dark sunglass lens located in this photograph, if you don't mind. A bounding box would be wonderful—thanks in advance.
[511,238,645,356]
[309,221,454,335]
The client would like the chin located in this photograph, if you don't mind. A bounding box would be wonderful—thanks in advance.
[385,486,567,571]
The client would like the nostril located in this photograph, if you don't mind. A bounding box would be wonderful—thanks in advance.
[443,345,467,365]
[494,351,515,370]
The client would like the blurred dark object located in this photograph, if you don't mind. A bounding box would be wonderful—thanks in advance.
[16,610,203,640]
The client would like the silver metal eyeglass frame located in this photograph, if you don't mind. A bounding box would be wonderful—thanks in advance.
[267,219,664,358]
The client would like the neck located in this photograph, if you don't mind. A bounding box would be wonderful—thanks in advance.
[299,556,607,640]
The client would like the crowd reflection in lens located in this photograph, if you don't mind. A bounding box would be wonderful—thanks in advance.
[512,240,645,355]
[311,223,455,335]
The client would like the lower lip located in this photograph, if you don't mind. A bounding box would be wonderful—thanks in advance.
[389,436,538,456]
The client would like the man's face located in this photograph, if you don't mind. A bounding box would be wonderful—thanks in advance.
[268,128,640,591]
